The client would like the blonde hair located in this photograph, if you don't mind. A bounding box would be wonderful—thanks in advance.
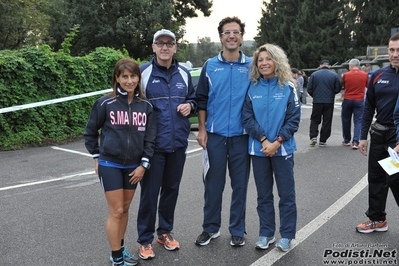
[249,43,296,87]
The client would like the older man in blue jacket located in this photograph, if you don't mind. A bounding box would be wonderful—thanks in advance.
[137,29,196,260]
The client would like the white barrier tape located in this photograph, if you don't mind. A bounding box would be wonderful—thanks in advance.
[0,88,112,114]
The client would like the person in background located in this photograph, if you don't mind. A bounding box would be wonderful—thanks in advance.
[84,58,156,266]
[357,32,399,233]
[301,70,308,104]
[242,43,300,252]
[341,58,368,149]
[137,29,196,259]
[363,63,374,81]
[307,59,341,147]
[297,69,304,103]
[195,16,251,247]
[291,68,300,96]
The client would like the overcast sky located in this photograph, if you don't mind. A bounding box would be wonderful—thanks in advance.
[183,0,264,43]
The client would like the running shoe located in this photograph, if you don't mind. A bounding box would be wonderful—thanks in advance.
[156,232,180,250]
[255,236,275,249]
[356,220,388,233]
[138,244,155,260]
[319,142,327,147]
[342,141,351,146]
[230,236,245,247]
[195,231,220,246]
[110,256,124,266]
[276,238,291,252]
[310,138,317,146]
[109,247,139,266]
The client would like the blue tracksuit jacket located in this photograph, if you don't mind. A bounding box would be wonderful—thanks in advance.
[242,77,301,156]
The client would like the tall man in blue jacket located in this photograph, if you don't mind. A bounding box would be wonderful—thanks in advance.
[137,29,196,260]
[358,32,399,233]
[195,16,252,247]
[307,60,341,147]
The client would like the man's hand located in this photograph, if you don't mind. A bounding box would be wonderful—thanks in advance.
[359,140,368,156]
[177,103,191,117]
[196,129,208,150]
[393,143,399,153]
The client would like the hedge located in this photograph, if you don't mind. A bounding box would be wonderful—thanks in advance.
[0,45,134,150]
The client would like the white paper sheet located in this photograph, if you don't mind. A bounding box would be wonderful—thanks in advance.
[378,157,399,176]
[202,149,209,181]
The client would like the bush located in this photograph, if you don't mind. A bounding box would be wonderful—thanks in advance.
[0,45,131,150]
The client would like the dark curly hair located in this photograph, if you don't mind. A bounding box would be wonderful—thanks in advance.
[217,16,246,36]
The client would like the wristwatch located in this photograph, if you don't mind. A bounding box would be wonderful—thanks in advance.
[274,136,283,143]
[141,161,151,170]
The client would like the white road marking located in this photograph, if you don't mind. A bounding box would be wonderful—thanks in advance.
[0,145,203,191]
[250,174,368,266]
[188,147,203,154]
[51,146,92,156]
[0,171,94,191]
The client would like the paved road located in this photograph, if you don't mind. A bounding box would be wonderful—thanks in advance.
[1,99,399,265]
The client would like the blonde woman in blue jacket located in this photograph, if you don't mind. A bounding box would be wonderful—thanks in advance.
[242,43,301,252]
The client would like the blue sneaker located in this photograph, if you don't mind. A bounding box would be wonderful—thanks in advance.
[276,238,291,252]
[255,236,275,249]
[109,246,139,266]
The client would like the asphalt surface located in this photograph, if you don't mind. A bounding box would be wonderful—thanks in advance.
[1,95,399,266]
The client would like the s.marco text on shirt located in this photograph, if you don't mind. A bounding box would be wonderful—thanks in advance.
[109,111,147,126]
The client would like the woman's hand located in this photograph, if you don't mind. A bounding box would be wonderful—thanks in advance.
[129,166,146,184]
[260,140,280,157]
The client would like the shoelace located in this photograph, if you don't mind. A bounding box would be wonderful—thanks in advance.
[362,220,383,227]
[122,248,133,258]
[161,233,174,242]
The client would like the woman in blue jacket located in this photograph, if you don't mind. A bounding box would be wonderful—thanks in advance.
[242,43,301,252]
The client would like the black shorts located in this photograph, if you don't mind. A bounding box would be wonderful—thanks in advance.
[98,165,138,192]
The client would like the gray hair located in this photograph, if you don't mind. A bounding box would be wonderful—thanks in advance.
[349,59,360,67]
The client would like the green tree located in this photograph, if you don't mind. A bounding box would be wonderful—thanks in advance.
[351,0,399,56]
[175,41,196,66]
[45,0,212,59]
[0,0,50,49]
[256,0,353,69]
[240,44,256,58]
[193,37,220,67]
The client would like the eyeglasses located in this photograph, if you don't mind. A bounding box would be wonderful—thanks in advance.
[154,42,176,48]
[220,31,242,36]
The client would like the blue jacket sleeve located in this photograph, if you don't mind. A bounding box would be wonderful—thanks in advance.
[241,91,266,141]
[142,104,157,160]
[394,95,399,143]
[334,75,342,94]
[307,75,313,96]
[278,86,301,141]
[184,68,197,116]
[196,61,210,111]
